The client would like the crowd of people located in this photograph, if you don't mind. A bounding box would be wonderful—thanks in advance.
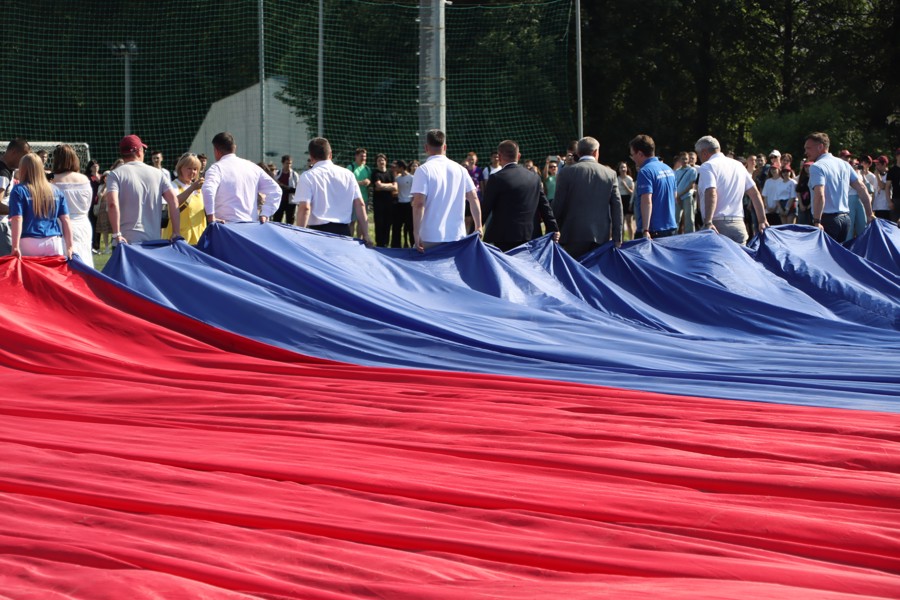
[292,133,899,253]
[1,129,898,268]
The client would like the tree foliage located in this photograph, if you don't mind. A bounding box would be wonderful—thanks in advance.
[274,0,573,163]
[0,0,261,168]
[1,0,898,169]
[580,0,900,164]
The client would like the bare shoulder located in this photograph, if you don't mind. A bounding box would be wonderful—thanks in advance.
[52,172,90,184]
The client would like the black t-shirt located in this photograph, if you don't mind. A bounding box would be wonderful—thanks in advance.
[796,180,811,209]
[0,163,13,214]
[371,168,395,203]
[0,162,12,190]
[887,164,900,198]
[0,160,12,200]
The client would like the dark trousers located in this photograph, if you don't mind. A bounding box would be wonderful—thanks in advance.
[562,241,601,259]
[874,210,892,221]
[391,202,413,248]
[310,222,351,236]
[373,197,395,247]
[491,240,529,252]
[821,212,850,242]
[635,228,676,239]
[650,228,676,239]
[88,206,99,250]
[272,194,296,224]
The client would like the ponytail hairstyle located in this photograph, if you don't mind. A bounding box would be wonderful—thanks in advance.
[18,153,55,218]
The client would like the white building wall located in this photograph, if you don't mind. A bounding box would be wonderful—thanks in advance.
[190,78,310,167]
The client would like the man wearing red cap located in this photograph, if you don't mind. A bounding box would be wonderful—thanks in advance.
[105,134,180,245]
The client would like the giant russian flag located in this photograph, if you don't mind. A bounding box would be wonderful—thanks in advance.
[1,221,899,599]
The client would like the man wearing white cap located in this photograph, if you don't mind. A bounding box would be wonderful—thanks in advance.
[765,149,782,177]
[105,134,180,245]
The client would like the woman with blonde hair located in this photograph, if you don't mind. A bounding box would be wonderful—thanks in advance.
[8,153,73,258]
[162,152,206,244]
[51,144,94,266]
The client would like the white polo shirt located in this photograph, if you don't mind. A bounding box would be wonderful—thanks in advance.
[873,172,890,211]
[202,153,282,222]
[761,177,781,211]
[411,154,476,243]
[292,159,361,225]
[697,152,756,220]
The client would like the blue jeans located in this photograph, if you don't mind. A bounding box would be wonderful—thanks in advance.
[847,195,866,241]
[675,193,696,233]
[821,212,850,242]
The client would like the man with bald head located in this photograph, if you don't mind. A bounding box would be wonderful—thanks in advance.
[551,136,622,257]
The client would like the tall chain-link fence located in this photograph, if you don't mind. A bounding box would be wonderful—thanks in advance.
[1,0,573,169]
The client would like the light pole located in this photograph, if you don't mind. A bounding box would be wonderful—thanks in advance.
[418,0,446,159]
[575,0,583,139]
[110,41,138,136]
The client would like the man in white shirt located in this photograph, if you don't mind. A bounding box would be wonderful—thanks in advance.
[292,137,372,245]
[480,151,502,194]
[411,129,482,252]
[201,132,282,224]
[694,135,768,244]
[150,150,173,185]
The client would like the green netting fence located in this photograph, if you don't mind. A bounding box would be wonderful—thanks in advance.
[1,0,574,171]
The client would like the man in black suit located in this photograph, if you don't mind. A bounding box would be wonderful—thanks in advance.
[552,136,623,257]
[482,140,559,252]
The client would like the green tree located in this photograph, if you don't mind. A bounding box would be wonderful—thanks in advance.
[275,0,573,163]
[577,0,899,162]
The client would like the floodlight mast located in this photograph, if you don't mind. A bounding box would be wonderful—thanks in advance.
[259,0,266,161]
[576,0,583,139]
[110,41,137,136]
[418,0,446,158]
[318,0,324,137]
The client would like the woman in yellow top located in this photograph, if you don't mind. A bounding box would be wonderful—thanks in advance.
[163,153,206,244]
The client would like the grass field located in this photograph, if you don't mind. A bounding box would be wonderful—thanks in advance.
[92,252,112,271]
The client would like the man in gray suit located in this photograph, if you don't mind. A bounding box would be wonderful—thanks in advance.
[551,136,623,257]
